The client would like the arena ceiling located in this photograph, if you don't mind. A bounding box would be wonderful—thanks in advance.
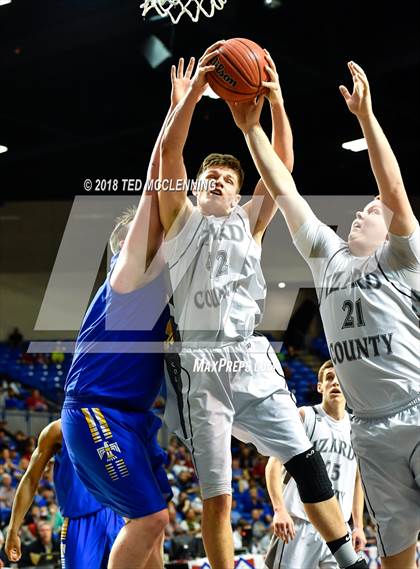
[0,0,419,203]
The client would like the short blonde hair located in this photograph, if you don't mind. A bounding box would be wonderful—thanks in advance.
[318,360,334,383]
[109,206,137,254]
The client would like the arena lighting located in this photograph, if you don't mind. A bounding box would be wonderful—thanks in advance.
[342,137,368,152]
[0,145,8,154]
[278,282,286,288]
[141,34,171,69]
[264,0,282,8]
[0,0,12,6]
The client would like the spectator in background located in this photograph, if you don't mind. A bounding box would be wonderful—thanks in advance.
[0,389,7,410]
[364,517,377,546]
[176,492,191,517]
[0,472,16,525]
[167,473,180,505]
[47,503,63,534]
[0,473,16,509]
[231,499,243,526]
[0,449,18,477]
[13,458,30,483]
[8,328,23,349]
[19,521,60,567]
[165,502,181,542]
[232,457,244,482]
[13,431,28,456]
[25,390,48,412]
[232,523,243,551]
[23,437,36,461]
[241,486,265,514]
[179,508,201,535]
[251,456,267,482]
[0,430,11,450]
[25,506,42,540]
[250,508,267,541]
[238,445,254,470]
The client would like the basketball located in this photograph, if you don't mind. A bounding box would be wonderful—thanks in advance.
[207,38,269,102]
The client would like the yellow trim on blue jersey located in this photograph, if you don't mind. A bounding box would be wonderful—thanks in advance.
[105,463,119,481]
[115,458,130,478]
[60,517,69,569]
[92,408,113,440]
[81,408,102,443]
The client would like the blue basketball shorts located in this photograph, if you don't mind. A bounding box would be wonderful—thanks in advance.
[61,507,124,569]
[61,406,172,519]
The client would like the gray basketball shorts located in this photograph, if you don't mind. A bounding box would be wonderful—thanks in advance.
[351,397,420,558]
[164,335,312,500]
[265,517,340,569]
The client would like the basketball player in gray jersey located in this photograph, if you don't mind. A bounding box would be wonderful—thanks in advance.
[265,360,366,569]
[230,61,419,569]
[159,43,368,569]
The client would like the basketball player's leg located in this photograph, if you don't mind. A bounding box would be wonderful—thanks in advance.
[145,532,165,569]
[233,336,364,568]
[380,543,417,569]
[265,518,327,569]
[108,512,168,569]
[60,510,123,569]
[202,494,234,568]
[164,348,236,568]
[236,396,348,542]
[351,403,420,567]
[61,406,172,567]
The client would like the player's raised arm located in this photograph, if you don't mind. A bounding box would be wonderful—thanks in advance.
[265,456,296,544]
[159,42,223,236]
[5,421,61,563]
[111,57,196,293]
[228,94,313,236]
[242,51,295,243]
[351,467,367,553]
[339,61,416,236]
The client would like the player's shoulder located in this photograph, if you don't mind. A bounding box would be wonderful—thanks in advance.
[299,405,319,423]
[163,206,205,262]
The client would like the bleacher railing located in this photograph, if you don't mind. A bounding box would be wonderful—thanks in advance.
[0,409,60,436]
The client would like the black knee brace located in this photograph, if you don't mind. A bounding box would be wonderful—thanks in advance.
[284,447,334,504]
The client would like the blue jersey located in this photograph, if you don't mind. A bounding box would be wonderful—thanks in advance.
[64,257,169,411]
[54,439,103,518]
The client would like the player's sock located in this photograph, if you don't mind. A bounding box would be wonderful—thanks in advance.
[343,561,368,569]
[326,533,359,568]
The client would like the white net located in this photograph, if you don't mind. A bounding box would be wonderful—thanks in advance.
[140,0,227,24]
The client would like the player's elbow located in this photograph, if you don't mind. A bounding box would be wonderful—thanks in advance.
[266,456,279,474]
[161,132,181,160]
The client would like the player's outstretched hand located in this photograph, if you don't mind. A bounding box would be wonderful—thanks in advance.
[352,526,367,553]
[171,57,196,107]
[262,50,284,105]
[273,508,296,544]
[190,40,225,101]
[5,531,22,562]
[226,95,265,134]
[339,61,372,119]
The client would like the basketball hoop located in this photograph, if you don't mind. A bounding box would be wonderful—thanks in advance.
[140,0,227,24]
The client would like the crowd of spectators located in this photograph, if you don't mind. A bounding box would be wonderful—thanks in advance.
[163,436,274,560]
[0,412,386,567]
[0,377,50,413]
[0,337,384,566]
